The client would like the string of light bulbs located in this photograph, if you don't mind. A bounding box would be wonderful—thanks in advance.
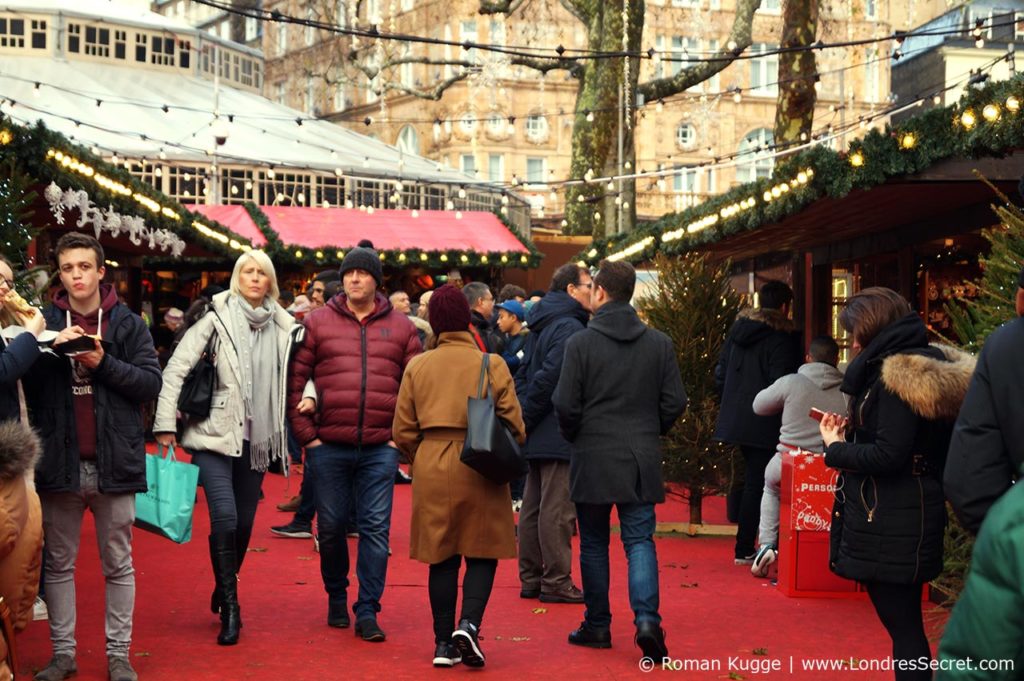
[190,0,1017,65]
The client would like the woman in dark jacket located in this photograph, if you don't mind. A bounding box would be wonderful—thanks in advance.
[0,255,44,422]
[819,287,974,681]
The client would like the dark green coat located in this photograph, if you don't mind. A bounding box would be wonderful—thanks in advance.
[937,480,1024,680]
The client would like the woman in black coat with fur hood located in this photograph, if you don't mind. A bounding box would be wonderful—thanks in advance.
[819,287,974,681]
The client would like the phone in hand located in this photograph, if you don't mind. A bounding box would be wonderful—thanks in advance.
[808,407,827,422]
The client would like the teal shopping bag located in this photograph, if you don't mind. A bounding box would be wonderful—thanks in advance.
[135,444,199,544]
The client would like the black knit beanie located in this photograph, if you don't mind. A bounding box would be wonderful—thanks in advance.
[339,246,383,286]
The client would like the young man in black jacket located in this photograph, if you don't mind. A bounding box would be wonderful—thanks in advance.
[553,260,687,661]
[713,280,801,565]
[27,234,161,681]
[944,266,1024,534]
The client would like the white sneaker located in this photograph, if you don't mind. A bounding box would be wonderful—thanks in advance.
[313,533,319,553]
[751,545,777,578]
[32,596,48,621]
[511,499,523,513]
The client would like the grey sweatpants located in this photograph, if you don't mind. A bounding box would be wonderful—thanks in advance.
[757,453,782,548]
[40,461,136,658]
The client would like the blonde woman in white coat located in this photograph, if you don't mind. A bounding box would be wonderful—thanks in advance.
[153,250,302,646]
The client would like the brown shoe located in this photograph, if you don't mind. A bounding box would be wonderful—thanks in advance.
[277,495,301,512]
[540,584,584,604]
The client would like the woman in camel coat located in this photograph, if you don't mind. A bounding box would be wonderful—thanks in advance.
[393,285,525,669]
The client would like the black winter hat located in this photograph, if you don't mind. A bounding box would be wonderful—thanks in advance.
[339,246,383,286]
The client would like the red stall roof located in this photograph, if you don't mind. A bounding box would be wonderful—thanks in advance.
[188,205,528,254]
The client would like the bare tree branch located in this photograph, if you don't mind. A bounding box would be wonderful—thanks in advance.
[379,73,473,100]
[479,0,530,15]
[558,0,591,24]
[637,0,762,101]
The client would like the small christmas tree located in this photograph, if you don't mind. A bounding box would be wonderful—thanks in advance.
[637,253,743,525]
[945,176,1024,351]
[0,161,37,269]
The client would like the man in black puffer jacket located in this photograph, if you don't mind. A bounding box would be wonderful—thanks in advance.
[513,263,592,605]
[713,280,800,565]
[945,267,1024,534]
[26,233,161,681]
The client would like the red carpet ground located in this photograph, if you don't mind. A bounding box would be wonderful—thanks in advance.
[18,454,949,680]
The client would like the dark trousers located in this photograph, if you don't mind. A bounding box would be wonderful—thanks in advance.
[193,443,265,569]
[734,446,775,559]
[518,460,575,593]
[865,581,931,681]
[428,554,497,644]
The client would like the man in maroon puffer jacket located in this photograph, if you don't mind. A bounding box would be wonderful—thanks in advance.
[288,245,421,642]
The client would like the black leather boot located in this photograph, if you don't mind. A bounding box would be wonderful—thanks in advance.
[210,532,241,645]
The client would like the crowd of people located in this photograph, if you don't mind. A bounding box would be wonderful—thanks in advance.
[2,232,1024,679]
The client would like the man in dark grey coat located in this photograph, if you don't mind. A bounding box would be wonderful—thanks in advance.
[553,260,687,663]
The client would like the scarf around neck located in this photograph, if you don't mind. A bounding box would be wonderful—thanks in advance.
[227,294,283,472]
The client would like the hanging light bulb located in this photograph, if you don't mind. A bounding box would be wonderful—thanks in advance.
[1007,95,1020,112]
[983,103,1001,121]
[960,109,977,129]
[586,110,595,122]
[849,151,865,167]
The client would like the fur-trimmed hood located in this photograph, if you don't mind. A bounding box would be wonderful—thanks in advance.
[730,307,795,347]
[881,344,976,421]
[0,420,40,479]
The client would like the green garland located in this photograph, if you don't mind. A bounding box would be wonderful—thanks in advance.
[0,117,253,259]
[579,75,1024,266]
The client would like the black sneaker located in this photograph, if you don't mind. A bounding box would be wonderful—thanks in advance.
[355,618,386,642]
[452,619,485,667]
[270,521,313,538]
[568,621,612,649]
[327,600,350,628]
[432,641,463,667]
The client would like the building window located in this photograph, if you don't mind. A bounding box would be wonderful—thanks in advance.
[759,0,781,12]
[135,33,147,62]
[305,76,314,113]
[30,19,45,49]
[366,0,381,24]
[336,0,347,28]
[864,47,880,104]
[490,19,505,46]
[864,0,877,19]
[736,128,774,182]
[486,114,506,136]
[673,167,698,193]
[277,23,287,54]
[749,43,779,95]
[305,9,315,46]
[670,36,697,77]
[84,26,110,57]
[676,123,696,149]
[67,22,80,53]
[0,17,25,48]
[461,154,476,175]
[114,29,126,59]
[240,59,255,87]
[526,114,548,141]
[461,20,478,65]
[397,126,420,155]
[459,111,476,135]
[179,40,190,69]
[526,157,546,184]
[401,0,414,10]
[151,35,174,66]
[488,154,504,182]
[400,41,413,88]
[245,16,259,42]
[275,81,286,104]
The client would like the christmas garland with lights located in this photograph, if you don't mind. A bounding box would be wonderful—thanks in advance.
[0,118,253,259]
[580,75,1024,266]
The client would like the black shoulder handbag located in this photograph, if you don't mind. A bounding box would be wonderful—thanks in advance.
[460,354,526,485]
[177,330,218,419]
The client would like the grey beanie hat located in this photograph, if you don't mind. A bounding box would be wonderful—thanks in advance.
[339,246,383,286]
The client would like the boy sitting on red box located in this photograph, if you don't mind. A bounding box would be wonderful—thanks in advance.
[749,336,846,578]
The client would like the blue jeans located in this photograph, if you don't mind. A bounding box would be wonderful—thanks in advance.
[575,502,660,629]
[307,441,398,621]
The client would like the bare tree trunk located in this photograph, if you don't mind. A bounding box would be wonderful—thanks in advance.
[773,0,819,148]
[565,0,643,237]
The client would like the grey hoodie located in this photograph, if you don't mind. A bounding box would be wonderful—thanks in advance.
[752,362,847,454]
